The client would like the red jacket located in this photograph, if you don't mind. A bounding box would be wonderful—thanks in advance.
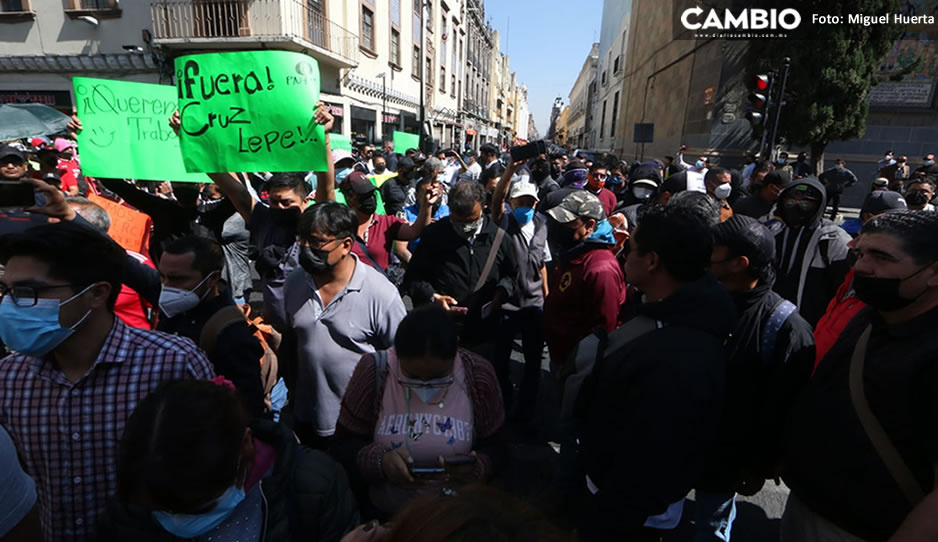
[545,245,626,365]
[812,267,865,371]
[116,250,155,329]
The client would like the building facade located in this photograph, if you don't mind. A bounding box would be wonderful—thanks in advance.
[1,0,531,154]
[567,43,598,150]
[591,0,631,155]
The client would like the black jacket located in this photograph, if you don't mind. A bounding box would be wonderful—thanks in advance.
[404,216,518,344]
[576,274,736,539]
[701,275,815,489]
[771,176,852,326]
[100,179,236,262]
[94,418,359,542]
[378,177,411,217]
[733,194,775,221]
[123,254,267,415]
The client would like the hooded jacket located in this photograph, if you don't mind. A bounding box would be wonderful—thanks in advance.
[575,274,736,539]
[770,176,852,326]
[94,418,359,542]
[701,271,816,489]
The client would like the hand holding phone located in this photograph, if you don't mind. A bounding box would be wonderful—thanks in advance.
[0,182,36,210]
[439,453,478,480]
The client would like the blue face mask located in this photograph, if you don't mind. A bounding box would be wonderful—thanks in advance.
[0,284,95,357]
[152,485,246,539]
[695,160,705,169]
[336,168,352,184]
[778,158,787,165]
[512,207,535,225]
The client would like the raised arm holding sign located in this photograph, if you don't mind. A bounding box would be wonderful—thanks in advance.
[174,51,329,174]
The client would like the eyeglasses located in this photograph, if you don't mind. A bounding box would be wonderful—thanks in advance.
[782,198,818,211]
[0,283,77,307]
[304,237,342,250]
[397,375,455,390]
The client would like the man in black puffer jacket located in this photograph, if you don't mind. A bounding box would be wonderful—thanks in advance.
[575,206,737,542]
[95,380,359,542]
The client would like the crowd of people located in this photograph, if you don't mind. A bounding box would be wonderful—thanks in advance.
[1,105,938,542]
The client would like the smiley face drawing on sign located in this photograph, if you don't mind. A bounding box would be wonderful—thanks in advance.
[88,126,116,148]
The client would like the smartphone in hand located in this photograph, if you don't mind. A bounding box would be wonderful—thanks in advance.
[0,182,36,209]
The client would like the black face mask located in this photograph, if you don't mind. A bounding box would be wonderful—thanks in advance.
[269,207,301,230]
[356,193,378,215]
[299,244,336,275]
[779,203,817,228]
[853,265,931,311]
[905,191,929,207]
[375,165,387,174]
[43,157,58,168]
[397,170,412,183]
[550,165,561,178]
[532,168,550,183]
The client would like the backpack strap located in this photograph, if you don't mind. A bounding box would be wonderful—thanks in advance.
[355,237,388,276]
[760,299,797,367]
[849,325,926,505]
[199,305,247,355]
[472,226,506,294]
[374,350,389,399]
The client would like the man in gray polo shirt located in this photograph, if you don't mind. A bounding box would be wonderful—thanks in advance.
[281,202,406,448]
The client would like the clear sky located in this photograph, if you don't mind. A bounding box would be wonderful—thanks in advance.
[483,0,604,137]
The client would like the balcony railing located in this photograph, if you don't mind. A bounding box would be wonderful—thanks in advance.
[150,0,358,66]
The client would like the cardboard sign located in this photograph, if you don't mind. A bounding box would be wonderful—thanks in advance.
[87,193,151,254]
[73,77,208,183]
[175,51,328,173]
[393,131,420,154]
[330,133,353,152]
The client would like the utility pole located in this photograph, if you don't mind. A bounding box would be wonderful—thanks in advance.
[377,73,387,141]
[768,57,791,160]
[418,0,427,152]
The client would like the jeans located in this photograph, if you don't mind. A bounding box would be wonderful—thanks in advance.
[495,307,545,419]
[693,491,737,542]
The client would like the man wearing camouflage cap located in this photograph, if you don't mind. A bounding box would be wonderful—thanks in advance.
[543,190,625,367]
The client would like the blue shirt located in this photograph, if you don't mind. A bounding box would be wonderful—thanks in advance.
[403,204,450,252]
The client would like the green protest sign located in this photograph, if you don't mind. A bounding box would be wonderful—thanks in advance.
[331,133,352,152]
[174,51,328,173]
[73,77,208,182]
[393,131,420,154]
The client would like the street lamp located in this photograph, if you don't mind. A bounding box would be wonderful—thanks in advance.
[377,72,387,141]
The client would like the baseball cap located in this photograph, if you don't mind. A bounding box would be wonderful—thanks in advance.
[508,181,539,201]
[711,215,776,271]
[630,164,662,185]
[872,177,889,188]
[545,191,606,223]
[332,149,354,165]
[861,190,907,216]
[339,171,377,195]
[0,145,25,162]
[397,156,415,171]
[54,138,74,153]
[660,171,688,194]
[789,183,822,200]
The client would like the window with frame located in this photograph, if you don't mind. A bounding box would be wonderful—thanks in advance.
[600,100,607,138]
[361,5,375,52]
[391,0,401,26]
[440,66,446,92]
[66,0,115,9]
[391,29,401,67]
[0,0,28,11]
[601,70,607,85]
[427,56,433,89]
[413,45,421,77]
[451,74,456,97]
[614,55,620,73]
[610,91,620,138]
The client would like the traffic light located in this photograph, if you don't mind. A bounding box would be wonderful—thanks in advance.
[746,74,772,133]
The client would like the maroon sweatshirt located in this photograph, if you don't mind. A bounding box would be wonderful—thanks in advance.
[544,245,626,365]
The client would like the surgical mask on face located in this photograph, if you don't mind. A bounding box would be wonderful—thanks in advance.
[853,265,932,312]
[632,186,654,200]
[451,216,483,239]
[836,164,845,171]
[375,164,387,174]
[512,207,535,225]
[356,192,378,215]
[695,160,706,169]
[0,284,95,357]
[159,273,216,318]
[778,158,787,165]
[336,168,352,184]
[269,206,301,229]
[299,244,337,275]
[152,485,246,539]
[924,160,935,167]
[714,182,732,200]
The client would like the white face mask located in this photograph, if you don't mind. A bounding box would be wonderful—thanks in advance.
[632,186,654,200]
[714,183,732,200]
[158,273,215,318]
